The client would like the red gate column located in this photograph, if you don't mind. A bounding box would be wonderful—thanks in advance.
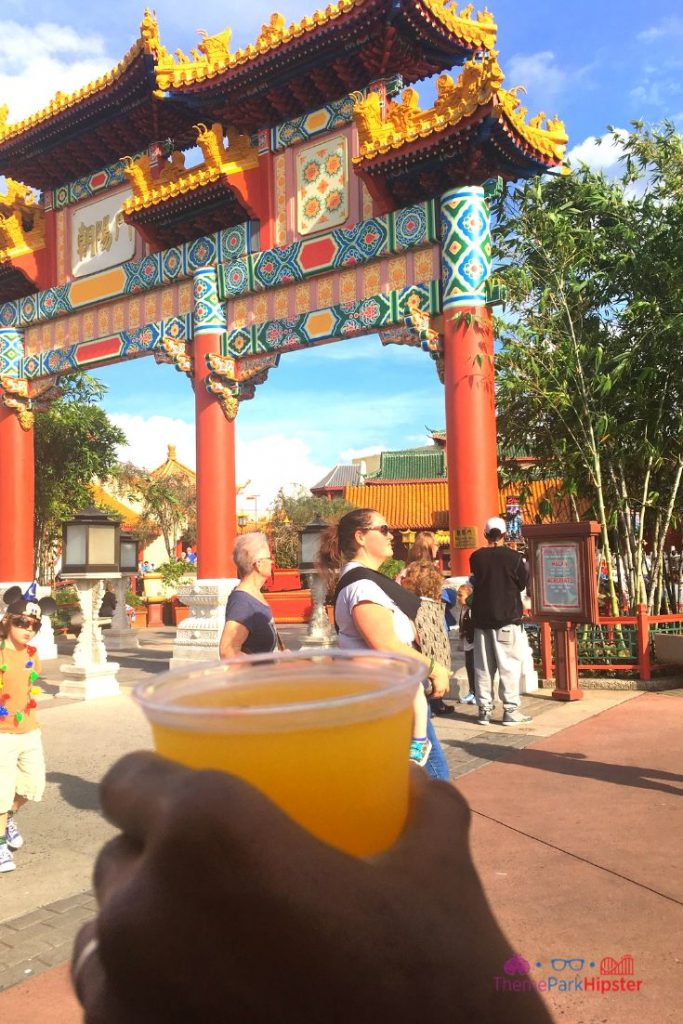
[192,267,237,580]
[441,187,499,576]
[0,330,35,585]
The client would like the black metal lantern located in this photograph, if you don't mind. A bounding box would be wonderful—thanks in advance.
[61,507,121,578]
[119,534,139,575]
[299,515,328,572]
[237,513,249,529]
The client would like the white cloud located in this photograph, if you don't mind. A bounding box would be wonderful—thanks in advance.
[506,51,568,103]
[0,20,113,123]
[108,413,329,514]
[0,22,106,62]
[567,130,628,174]
[637,16,683,42]
[110,413,196,471]
[305,335,421,362]
[629,72,682,109]
[236,435,328,514]
[339,445,385,461]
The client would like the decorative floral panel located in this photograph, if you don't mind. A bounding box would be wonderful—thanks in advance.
[296,135,348,237]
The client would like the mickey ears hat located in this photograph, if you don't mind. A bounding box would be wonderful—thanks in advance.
[3,584,57,624]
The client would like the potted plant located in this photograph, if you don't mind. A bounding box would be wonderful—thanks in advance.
[126,589,147,629]
[168,594,191,626]
[157,560,196,623]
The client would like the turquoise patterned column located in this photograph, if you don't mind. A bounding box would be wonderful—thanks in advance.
[440,187,491,310]
[192,266,226,336]
[0,328,24,377]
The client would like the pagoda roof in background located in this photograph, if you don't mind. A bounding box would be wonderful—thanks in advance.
[368,446,447,481]
[428,427,447,446]
[150,444,196,483]
[90,484,140,530]
[0,2,498,190]
[344,478,570,530]
[310,464,361,494]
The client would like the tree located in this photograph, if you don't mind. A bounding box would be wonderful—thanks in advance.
[34,375,127,583]
[491,122,683,612]
[268,487,357,568]
[114,463,196,561]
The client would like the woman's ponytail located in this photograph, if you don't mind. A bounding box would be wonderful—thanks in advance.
[317,508,376,591]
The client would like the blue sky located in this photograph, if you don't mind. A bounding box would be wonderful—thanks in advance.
[2,1,682,510]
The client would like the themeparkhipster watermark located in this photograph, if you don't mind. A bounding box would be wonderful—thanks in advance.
[494,954,644,994]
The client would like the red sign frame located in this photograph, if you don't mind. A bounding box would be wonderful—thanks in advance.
[523,522,600,625]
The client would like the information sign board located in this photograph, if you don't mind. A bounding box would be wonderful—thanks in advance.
[523,522,600,624]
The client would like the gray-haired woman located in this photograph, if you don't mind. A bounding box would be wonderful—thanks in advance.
[219,533,278,659]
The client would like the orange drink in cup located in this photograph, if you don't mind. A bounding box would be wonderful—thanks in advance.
[134,650,423,857]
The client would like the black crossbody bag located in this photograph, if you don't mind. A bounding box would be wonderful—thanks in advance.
[333,567,421,633]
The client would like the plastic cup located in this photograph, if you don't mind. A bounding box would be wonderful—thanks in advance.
[134,649,423,856]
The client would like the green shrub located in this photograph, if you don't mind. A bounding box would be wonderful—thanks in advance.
[378,558,405,580]
[157,560,197,588]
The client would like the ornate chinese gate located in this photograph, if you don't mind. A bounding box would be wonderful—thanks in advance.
[0,2,567,655]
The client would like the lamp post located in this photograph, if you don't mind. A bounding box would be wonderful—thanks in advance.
[246,494,259,521]
[237,513,249,530]
[106,533,141,650]
[300,516,335,647]
[58,507,121,699]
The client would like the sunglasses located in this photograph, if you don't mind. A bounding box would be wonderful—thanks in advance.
[10,616,39,631]
[362,525,392,536]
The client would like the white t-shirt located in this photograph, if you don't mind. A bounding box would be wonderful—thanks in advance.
[335,562,416,650]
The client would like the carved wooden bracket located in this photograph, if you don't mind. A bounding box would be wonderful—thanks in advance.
[154,336,193,378]
[205,353,279,420]
[0,375,61,429]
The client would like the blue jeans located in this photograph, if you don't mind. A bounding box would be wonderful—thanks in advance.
[425,712,450,781]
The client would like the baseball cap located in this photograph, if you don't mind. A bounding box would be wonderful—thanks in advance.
[484,516,507,536]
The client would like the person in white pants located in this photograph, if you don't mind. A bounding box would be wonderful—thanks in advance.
[470,517,533,727]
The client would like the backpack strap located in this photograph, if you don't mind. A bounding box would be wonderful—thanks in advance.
[333,567,421,633]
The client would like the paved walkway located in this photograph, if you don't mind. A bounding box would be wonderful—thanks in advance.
[0,629,680,1021]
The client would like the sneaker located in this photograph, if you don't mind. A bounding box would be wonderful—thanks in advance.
[460,692,477,705]
[431,700,455,716]
[5,816,22,850]
[502,710,533,726]
[0,844,16,873]
[477,708,491,726]
[409,738,433,767]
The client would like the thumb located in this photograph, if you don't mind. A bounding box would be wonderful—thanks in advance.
[376,768,473,880]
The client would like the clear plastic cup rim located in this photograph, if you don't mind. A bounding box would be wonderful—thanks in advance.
[133,648,425,733]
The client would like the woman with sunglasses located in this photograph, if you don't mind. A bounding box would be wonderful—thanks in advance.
[219,532,279,659]
[319,509,450,778]
[0,595,46,873]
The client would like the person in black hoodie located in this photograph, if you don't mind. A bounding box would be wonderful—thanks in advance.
[470,517,532,727]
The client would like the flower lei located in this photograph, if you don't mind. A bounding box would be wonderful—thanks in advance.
[0,641,41,727]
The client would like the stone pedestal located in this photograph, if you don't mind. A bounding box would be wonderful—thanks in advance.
[35,582,59,660]
[301,574,336,648]
[59,579,120,700]
[520,628,539,694]
[169,578,239,668]
[105,577,139,651]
